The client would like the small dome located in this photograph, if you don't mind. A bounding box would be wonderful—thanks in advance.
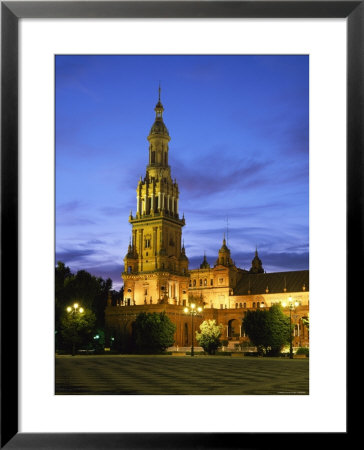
[200,254,210,269]
[149,119,169,137]
[218,238,230,254]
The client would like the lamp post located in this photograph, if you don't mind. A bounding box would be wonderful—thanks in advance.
[282,296,299,359]
[66,303,84,356]
[184,303,202,356]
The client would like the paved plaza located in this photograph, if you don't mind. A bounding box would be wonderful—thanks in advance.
[55,355,309,395]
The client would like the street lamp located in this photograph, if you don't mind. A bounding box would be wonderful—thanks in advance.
[282,296,299,359]
[66,302,85,355]
[184,303,203,357]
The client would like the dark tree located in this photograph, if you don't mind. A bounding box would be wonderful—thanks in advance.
[133,312,176,354]
[55,262,114,350]
[59,308,96,355]
[242,304,290,356]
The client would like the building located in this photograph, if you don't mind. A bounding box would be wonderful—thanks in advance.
[105,93,309,350]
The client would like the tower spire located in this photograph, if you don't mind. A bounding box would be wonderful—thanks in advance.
[158,82,161,102]
[226,216,229,246]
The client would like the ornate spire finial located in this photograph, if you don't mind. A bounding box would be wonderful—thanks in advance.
[158,82,161,102]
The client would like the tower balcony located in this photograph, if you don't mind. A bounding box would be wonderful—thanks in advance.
[147,163,171,170]
[129,209,184,225]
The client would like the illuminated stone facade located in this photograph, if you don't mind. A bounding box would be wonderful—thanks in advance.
[105,93,309,350]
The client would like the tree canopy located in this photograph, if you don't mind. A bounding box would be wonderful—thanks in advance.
[55,262,123,351]
[132,312,176,354]
[59,308,96,355]
[196,320,223,355]
[242,304,290,356]
[55,261,122,328]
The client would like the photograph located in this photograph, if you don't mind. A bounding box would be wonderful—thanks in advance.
[55,54,309,395]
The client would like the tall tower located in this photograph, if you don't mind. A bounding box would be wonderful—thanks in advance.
[122,90,189,306]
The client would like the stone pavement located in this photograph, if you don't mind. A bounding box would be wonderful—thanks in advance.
[55,355,309,395]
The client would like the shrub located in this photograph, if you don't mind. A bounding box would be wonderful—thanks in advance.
[133,312,176,354]
[196,320,223,355]
[296,347,309,357]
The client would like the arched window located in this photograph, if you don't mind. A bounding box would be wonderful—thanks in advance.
[204,279,207,286]
[253,302,256,308]
[199,279,202,286]
[151,151,155,163]
[193,279,196,287]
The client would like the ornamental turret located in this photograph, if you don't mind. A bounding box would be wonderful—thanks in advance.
[200,253,210,269]
[249,247,264,274]
[215,235,234,267]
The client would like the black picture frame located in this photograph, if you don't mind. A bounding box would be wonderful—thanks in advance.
[1,1,356,448]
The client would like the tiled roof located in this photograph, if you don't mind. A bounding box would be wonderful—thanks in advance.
[234,270,309,295]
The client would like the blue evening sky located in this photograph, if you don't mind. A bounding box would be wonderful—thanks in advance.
[56,55,309,290]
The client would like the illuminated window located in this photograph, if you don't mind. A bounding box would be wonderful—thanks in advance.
[204,279,207,286]
[193,279,196,287]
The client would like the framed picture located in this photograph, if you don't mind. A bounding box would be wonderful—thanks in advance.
[1,1,356,447]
